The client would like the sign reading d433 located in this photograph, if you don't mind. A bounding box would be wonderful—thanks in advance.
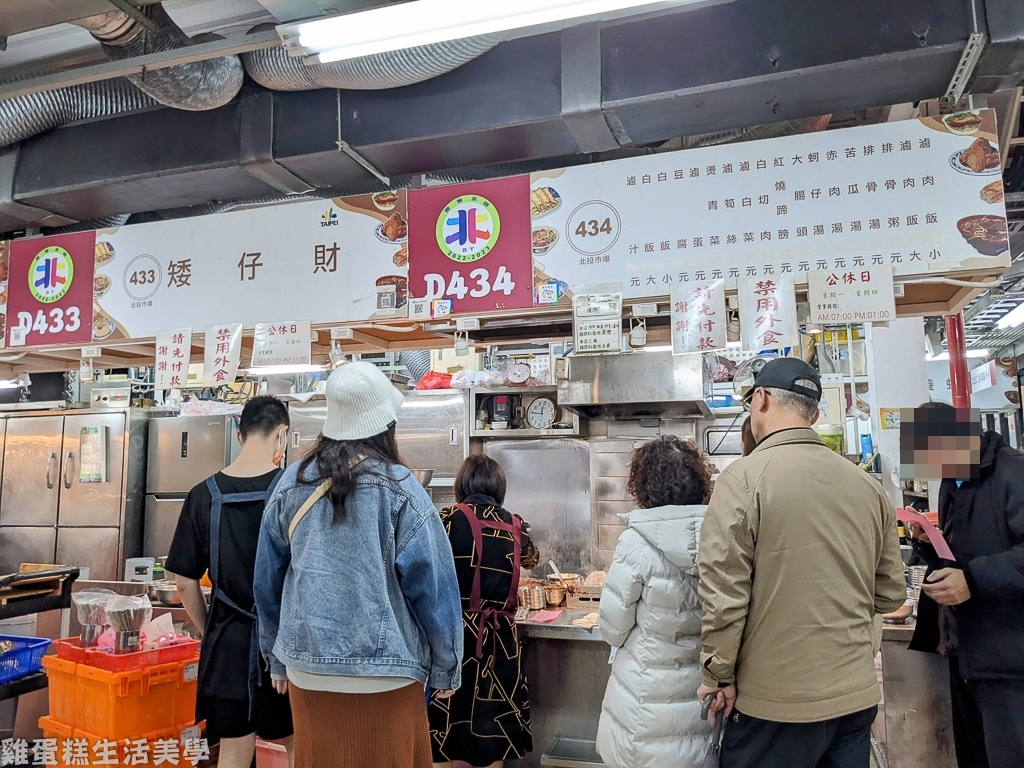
[7,232,96,347]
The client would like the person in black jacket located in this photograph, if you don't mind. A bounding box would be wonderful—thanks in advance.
[903,402,1024,768]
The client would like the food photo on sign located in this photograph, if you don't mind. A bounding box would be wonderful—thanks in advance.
[407,175,534,317]
[5,231,97,348]
[333,192,410,320]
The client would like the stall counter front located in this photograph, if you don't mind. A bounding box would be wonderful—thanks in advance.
[517,609,609,767]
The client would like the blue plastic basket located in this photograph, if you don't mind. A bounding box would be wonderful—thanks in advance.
[0,635,51,684]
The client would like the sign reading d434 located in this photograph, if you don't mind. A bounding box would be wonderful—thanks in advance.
[408,175,534,316]
[7,232,96,348]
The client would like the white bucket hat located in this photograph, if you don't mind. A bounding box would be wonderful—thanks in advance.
[321,361,405,441]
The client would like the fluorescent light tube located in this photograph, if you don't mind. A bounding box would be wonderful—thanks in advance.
[997,303,1024,330]
[925,349,989,362]
[243,364,326,376]
[279,0,688,63]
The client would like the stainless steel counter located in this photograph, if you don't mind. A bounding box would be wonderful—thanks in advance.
[879,620,957,768]
[518,609,604,642]
[518,609,610,768]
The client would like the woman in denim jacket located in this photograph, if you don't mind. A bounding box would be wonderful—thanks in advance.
[255,362,463,768]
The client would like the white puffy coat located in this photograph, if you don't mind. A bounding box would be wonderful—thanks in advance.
[596,505,710,768]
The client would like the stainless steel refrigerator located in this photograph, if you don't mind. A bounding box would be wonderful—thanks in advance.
[144,414,240,559]
[0,408,148,580]
[286,390,467,505]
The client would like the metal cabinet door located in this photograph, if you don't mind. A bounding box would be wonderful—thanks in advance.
[55,527,121,581]
[144,496,185,560]
[58,413,126,527]
[0,416,64,527]
[0,526,57,573]
[286,402,328,465]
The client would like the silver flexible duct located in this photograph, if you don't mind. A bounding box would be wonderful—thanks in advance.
[73,4,243,111]
[0,77,156,147]
[241,24,502,91]
[397,351,433,383]
[44,214,131,235]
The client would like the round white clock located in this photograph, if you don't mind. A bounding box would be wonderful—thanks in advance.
[526,397,557,429]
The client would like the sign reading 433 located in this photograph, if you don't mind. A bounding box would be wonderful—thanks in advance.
[7,232,96,348]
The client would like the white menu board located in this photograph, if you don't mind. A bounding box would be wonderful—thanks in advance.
[530,109,1009,306]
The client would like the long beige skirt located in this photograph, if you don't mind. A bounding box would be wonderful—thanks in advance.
[289,681,432,768]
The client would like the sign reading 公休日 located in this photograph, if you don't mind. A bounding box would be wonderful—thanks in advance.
[572,285,623,355]
[252,321,311,368]
[6,232,96,348]
[155,328,192,389]
[738,275,798,352]
[202,324,242,387]
[671,280,727,355]
[807,265,896,324]
[408,176,533,315]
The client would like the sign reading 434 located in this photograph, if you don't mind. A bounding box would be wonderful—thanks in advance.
[7,232,96,348]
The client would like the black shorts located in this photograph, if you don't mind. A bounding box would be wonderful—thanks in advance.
[197,681,293,741]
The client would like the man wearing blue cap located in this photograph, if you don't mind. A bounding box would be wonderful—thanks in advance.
[696,357,905,768]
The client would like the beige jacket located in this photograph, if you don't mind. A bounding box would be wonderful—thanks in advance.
[697,428,905,723]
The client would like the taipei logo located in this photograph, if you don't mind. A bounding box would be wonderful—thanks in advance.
[29,246,74,304]
[436,195,501,263]
[321,208,339,227]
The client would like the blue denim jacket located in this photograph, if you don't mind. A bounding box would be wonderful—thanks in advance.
[254,459,463,690]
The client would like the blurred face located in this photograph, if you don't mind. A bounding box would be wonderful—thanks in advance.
[900,408,982,480]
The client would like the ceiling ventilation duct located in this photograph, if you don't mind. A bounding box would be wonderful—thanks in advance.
[0,77,155,147]
[240,24,502,91]
[0,2,244,148]
[72,4,244,111]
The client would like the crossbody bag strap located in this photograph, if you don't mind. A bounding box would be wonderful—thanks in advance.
[288,480,332,540]
[286,455,366,540]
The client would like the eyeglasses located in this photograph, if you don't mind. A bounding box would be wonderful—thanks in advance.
[742,387,770,413]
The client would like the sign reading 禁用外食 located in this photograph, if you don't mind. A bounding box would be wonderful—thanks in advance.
[408,176,534,316]
[671,280,727,355]
[252,321,311,368]
[807,265,897,325]
[530,109,1009,306]
[6,232,96,348]
[738,275,798,352]
[155,328,192,389]
[203,324,242,387]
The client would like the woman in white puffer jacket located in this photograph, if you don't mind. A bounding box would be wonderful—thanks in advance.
[597,436,713,768]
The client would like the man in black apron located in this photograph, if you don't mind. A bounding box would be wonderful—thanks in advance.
[167,396,295,768]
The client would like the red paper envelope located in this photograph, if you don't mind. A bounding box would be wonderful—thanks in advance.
[896,508,955,561]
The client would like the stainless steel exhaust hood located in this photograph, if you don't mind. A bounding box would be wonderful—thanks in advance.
[556,349,710,420]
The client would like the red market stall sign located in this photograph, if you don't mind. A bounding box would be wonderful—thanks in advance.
[408,176,533,315]
[7,232,96,347]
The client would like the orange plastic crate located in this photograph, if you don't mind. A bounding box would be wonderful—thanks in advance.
[43,654,199,741]
[256,740,290,768]
[39,716,201,767]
